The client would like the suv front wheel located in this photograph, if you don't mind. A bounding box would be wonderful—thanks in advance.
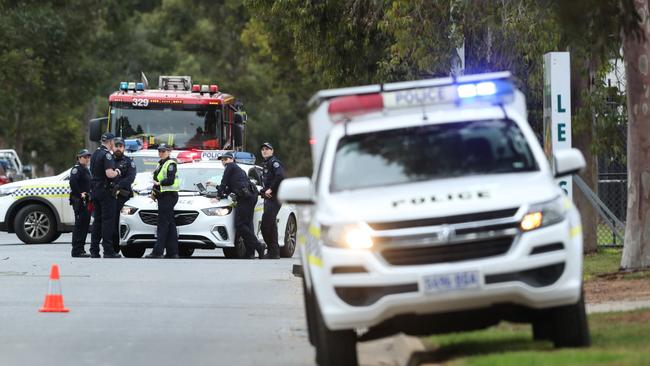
[313,294,358,366]
[546,292,591,348]
[14,204,58,244]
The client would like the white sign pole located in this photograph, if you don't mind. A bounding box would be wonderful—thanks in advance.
[543,52,572,199]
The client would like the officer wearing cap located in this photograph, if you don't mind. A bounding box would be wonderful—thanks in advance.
[145,143,180,259]
[260,142,285,259]
[213,152,265,259]
[89,132,122,258]
[111,137,137,252]
[69,149,92,257]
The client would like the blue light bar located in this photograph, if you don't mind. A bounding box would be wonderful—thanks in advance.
[119,81,128,91]
[234,151,256,165]
[124,139,143,152]
[135,82,145,91]
[456,79,513,102]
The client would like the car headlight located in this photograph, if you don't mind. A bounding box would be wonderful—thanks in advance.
[0,186,18,197]
[202,207,232,216]
[322,223,374,249]
[121,206,138,215]
[520,196,566,231]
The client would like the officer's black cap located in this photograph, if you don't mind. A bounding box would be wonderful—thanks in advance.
[114,137,124,146]
[218,151,235,160]
[157,143,172,151]
[260,142,274,150]
[77,149,91,157]
[100,132,115,142]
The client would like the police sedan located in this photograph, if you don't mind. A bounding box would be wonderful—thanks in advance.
[118,161,297,258]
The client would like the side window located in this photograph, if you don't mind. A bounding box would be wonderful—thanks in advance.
[248,167,262,185]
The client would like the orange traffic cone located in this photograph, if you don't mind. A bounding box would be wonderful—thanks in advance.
[39,264,70,313]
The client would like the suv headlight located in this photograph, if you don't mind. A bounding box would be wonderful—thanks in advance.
[0,186,18,197]
[121,206,138,215]
[520,196,567,231]
[322,223,374,249]
[202,207,232,216]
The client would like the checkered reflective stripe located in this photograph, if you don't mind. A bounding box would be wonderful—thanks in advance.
[13,184,70,199]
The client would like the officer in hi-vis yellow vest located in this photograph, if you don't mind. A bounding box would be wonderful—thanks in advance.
[146,143,180,259]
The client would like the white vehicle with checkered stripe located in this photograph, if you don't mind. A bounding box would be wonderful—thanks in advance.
[0,169,77,244]
[119,160,297,258]
[279,72,590,366]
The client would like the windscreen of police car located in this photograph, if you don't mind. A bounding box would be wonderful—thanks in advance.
[177,166,224,191]
[330,119,538,192]
[131,156,161,173]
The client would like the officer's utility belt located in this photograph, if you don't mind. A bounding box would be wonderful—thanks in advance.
[69,195,88,207]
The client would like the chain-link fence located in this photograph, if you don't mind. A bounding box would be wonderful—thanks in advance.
[597,172,626,247]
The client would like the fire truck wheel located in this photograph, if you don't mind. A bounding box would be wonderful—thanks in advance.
[14,204,58,244]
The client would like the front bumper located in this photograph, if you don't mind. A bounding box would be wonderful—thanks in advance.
[119,209,236,249]
[310,219,583,331]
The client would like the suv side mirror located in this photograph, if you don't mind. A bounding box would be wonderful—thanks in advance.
[89,117,108,142]
[554,148,585,178]
[278,177,315,205]
[22,164,32,176]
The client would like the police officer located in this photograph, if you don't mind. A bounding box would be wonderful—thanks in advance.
[145,144,180,259]
[89,133,122,258]
[111,137,137,253]
[260,142,285,259]
[214,152,265,259]
[69,149,92,258]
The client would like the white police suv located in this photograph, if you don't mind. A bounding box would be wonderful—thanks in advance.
[0,169,75,244]
[119,160,297,258]
[279,72,589,365]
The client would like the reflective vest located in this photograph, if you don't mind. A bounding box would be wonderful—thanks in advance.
[156,159,180,192]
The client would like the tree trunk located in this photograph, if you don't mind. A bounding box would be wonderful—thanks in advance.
[14,110,23,156]
[571,58,599,253]
[621,0,650,269]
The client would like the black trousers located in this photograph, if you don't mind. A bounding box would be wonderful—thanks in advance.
[90,189,117,256]
[236,194,261,255]
[262,198,282,255]
[71,197,90,255]
[113,195,130,253]
[152,192,179,256]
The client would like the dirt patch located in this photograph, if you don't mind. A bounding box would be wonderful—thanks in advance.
[585,274,650,304]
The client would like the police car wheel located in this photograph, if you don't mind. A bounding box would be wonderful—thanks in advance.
[549,292,591,348]
[302,277,317,346]
[314,295,357,366]
[179,247,194,257]
[223,236,247,259]
[280,214,297,258]
[121,246,146,258]
[14,204,58,244]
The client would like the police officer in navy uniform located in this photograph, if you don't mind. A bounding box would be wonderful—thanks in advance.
[69,149,92,257]
[260,142,285,259]
[145,143,180,259]
[89,133,122,258]
[111,137,137,253]
[212,152,265,259]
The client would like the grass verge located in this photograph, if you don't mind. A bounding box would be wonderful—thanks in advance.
[420,309,650,366]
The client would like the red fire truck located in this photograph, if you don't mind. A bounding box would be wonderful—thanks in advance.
[90,75,247,152]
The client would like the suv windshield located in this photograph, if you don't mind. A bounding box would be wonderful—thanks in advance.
[331,119,538,192]
[111,106,222,150]
[178,166,224,191]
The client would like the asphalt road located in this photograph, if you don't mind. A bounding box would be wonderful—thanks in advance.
[0,233,314,366]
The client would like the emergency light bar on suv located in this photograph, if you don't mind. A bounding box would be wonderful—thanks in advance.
[312,71,515,121]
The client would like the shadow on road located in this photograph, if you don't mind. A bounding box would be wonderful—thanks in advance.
[405,336,550,365]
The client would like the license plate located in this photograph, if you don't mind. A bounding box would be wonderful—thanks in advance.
[422,271,479,294]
